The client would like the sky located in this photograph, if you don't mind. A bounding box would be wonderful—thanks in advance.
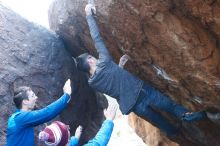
[1,0,53,28]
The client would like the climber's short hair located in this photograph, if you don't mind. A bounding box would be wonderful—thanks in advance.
[75,53,90,73]
[13,86,32,109]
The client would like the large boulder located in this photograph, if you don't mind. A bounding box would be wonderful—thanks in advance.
[48,0,220,145]
[0,4,106,146]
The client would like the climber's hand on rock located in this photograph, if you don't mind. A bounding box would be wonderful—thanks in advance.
[119,54,130,68]
[85,4,96,16]
[63,79,72,96]
[104,102,118,121]
[74,125,83,140]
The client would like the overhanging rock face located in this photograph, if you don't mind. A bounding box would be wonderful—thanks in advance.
[49,0,220,146]
[0,4,106,146]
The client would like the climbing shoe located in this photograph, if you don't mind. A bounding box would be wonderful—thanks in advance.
[206,112,220,124]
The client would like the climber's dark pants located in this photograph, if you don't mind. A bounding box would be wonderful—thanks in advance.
[132,83,189,136]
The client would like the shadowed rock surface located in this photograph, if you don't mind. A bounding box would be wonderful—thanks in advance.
[0,4,107,146]
[49,0,220,145]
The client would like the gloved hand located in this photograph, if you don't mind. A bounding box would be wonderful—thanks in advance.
[85,4,96,16]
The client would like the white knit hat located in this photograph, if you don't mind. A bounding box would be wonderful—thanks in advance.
[39,121,69,146]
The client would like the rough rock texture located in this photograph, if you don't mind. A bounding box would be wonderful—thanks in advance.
[0,4,106,146]
[128,113,178,146]
[48,0,220,145]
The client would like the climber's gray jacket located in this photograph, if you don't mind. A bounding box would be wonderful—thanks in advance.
[87,14,143,114]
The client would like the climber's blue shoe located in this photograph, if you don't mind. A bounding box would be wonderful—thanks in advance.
[182,111,207,122]
[206,112,220,124]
